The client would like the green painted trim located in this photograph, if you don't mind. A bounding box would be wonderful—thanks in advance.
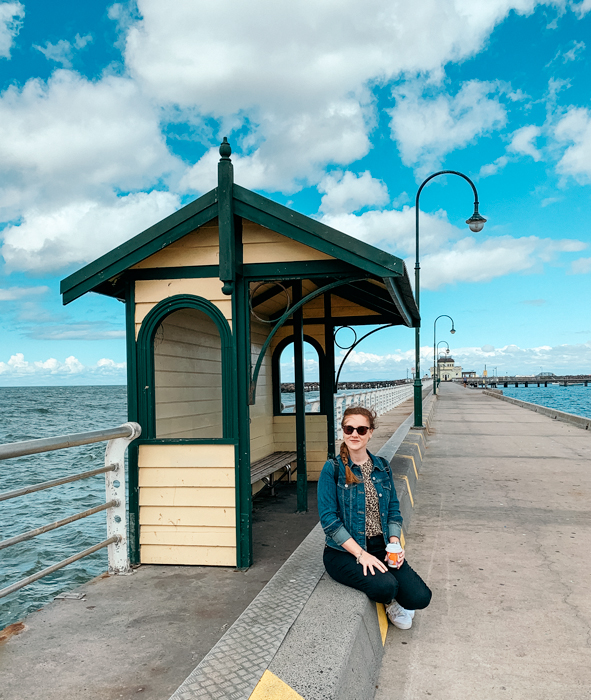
[272,334,327,416]
[383,276,414,327]
[60,191,218,304]
[324,293,336,459]
[218,155,235,293]
[282,315,393,326]
[134,438,238,446]
[136,294,235,440]
[243,260,359,279]
[124,282,140,564]
[234,187,403,277]
[233,274,253,569]
[292,281,308,513]
[129,265,220,280]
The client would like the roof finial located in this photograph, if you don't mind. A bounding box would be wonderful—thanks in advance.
[219,137,232,160]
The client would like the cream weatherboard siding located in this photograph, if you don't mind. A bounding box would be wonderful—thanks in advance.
[138,444,236,566]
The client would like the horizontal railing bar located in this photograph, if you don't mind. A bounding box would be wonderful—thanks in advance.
[0,465,116,503]
[0,536,118,600]
[0,500,118,551]
[0,424,136,461]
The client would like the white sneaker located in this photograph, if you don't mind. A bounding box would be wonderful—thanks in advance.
[386,601,414,630]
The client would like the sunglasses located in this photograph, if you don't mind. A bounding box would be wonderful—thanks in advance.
[343,425,370,436]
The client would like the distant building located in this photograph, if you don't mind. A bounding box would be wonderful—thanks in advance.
[430,356,462,381]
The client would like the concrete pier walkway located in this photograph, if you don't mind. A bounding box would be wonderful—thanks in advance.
[377,383,591,700]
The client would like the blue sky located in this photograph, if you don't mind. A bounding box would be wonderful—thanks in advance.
[1,0,590,385]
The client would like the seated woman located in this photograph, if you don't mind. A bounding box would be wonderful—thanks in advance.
[317,406,432,629]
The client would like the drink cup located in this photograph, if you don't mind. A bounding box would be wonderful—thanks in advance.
[386,542,403,568]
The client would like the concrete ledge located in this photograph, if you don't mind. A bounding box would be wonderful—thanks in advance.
[267,576,384,700]
[482,390,591,430]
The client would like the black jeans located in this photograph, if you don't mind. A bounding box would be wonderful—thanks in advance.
[323,536,432,609]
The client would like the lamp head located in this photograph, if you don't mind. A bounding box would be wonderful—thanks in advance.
[466,210,487,233]
[450,328,456,335]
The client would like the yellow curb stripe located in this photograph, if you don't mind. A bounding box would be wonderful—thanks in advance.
[249,670,305,699]
[399,454,419,480]
[402,440,422,460]
[397,475,414,506]
[376,603,388,645]
[400,530,405,548]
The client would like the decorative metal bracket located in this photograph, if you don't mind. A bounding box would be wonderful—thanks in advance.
[249,277,365,404]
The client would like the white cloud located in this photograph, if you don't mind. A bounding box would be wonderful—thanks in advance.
[554,106,591,181]
[572,0,591,17]
[321,206,586,289]
[508,125,542,161]
[34,34,92,68]
[388,80,507,173]
[318,171,389,215]
[571,257,591,274]
[120,0,557,191]
[0,70,181,219]
[479,155,509,178]
[0,353,126,381]
[335,341,591,379]
[1,190,180,272]
[0,285,50,300]
[0,1,24,59]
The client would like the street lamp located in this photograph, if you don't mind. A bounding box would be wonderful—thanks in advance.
[433,315,455,395]
[413,171,486,427]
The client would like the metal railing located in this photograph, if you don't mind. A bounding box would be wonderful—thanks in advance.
[281,381,426,439]
[0,422,141,601]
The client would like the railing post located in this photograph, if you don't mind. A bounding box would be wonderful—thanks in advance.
[104,422,142,574]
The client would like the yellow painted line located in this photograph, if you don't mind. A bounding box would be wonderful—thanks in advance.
[396,475,414,506]
[399,454,419,480]
[403,440,422,460]
[249,670,305,699]
[376,603,388,645]
[400,530,406,548]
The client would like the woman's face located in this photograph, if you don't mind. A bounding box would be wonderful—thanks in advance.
[342,414,373,452]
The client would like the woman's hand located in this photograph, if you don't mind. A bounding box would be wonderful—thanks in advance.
[384,536,405,569]
[358,550,388,576]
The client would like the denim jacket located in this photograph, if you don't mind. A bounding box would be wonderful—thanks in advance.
[317,450,403,551]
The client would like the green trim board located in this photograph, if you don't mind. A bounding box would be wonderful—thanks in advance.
[133,438,238,446]
[129,265,220,280]
[243,260,361,280]
[135,294,236,440]
[60,191,218,304]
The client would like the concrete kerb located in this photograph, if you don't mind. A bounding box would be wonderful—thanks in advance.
[482,389,591,430]
[168,394,434,700]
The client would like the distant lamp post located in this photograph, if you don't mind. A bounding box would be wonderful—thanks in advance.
[413,171,486,427]
[433,314,455,395]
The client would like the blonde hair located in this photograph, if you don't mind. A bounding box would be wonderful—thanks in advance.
[340,406,377,485]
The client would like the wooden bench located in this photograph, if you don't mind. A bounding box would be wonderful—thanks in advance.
[251,451,297,495]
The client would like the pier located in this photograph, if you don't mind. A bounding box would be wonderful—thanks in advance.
[377,383,591,698]
[458,374,591,388]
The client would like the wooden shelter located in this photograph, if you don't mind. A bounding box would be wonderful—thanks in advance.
[61,139,419,569]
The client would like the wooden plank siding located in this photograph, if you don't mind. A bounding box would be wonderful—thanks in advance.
[273,415,328,482]
[153,308,223,439]
[138,444,236,566]
[134,277,232,339]
[242,221,335,264]
[131,221,220,268]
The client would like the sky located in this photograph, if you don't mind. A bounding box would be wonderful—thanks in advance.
[0,0,590,386]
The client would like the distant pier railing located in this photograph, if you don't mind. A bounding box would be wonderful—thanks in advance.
[456,375,591,388]
[0,423,141,601]
[282,380,423,439]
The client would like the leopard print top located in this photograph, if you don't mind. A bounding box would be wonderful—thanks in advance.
[359,456,382,537]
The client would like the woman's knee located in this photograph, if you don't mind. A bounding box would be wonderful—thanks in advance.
[366,574,398,604]
[413,584,432,610]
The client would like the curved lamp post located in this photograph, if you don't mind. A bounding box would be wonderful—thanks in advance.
[433,315,455,395]
[436,341,450,386]
[413,171,486,427]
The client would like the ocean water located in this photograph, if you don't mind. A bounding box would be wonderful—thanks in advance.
[500,383,591,419]
[0,386,127,629]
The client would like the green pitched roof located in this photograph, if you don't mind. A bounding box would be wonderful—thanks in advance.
[60,182,419,326]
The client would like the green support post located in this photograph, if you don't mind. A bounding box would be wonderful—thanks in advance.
[324,293,336,459]
[293,281,308,512]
